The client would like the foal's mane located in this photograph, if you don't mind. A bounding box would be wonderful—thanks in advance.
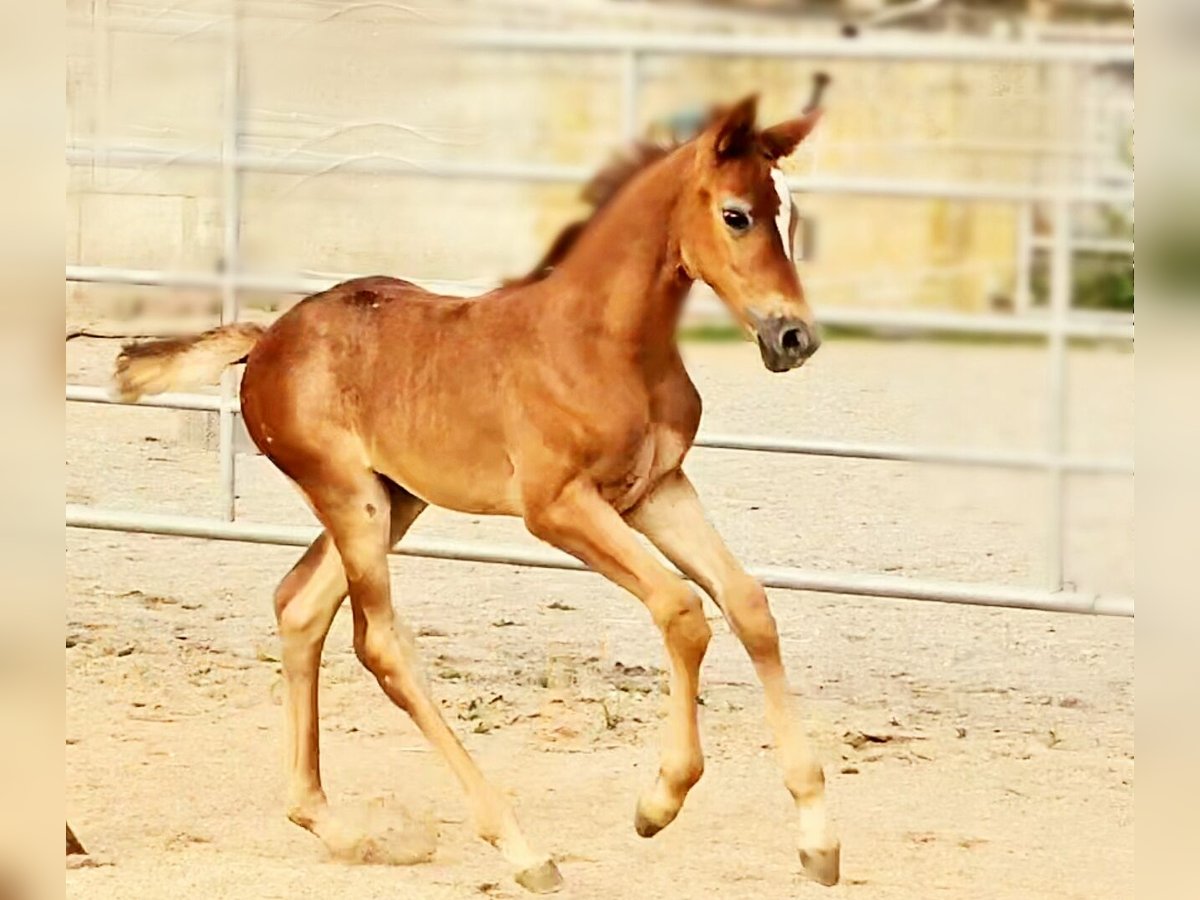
[504,138,684,287]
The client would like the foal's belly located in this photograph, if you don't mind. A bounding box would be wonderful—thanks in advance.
[374,420,690,519]
[371,423,522,517]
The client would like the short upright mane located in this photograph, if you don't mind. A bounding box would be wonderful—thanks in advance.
[504,138,683,287]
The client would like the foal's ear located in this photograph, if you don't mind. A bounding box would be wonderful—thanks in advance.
[707,94,760,160]
[760,108,823,161]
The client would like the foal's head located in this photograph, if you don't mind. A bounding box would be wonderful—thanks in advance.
[677,95,823,372]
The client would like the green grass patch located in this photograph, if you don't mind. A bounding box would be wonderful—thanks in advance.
[677,323,744,343]
[677,322,1130,351]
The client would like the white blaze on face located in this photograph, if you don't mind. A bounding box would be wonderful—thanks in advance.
[771,167,794,260]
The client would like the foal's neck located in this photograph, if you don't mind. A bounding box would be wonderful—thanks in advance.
[548,145,696,374]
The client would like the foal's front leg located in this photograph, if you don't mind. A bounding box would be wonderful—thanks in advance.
[626,469,840,886]
[524,481,712,835]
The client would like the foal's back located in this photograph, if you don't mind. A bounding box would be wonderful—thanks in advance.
[240,276,533,514]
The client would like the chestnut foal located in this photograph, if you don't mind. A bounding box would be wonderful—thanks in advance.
[114,95,837,891]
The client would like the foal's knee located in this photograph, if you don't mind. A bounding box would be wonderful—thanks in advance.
[653,584,712,660]
[725,578,780,660]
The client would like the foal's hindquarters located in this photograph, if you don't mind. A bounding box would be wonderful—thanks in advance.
[239,285,563,892]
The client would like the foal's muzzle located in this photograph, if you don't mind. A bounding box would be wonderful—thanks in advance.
[753,316,821,372]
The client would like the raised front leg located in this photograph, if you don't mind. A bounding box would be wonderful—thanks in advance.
[626,469,840,887]
[524,480,712,837]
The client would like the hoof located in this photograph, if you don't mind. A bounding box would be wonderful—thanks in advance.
[634,807,664,839]
[514,858,563,894]
[634,798,680,839]
[799,842,841,887]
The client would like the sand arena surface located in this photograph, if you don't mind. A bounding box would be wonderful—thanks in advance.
[67,336,1133,899]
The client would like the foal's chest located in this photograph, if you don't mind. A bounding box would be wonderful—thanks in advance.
[573,359,700,513]
[599,423,692,513]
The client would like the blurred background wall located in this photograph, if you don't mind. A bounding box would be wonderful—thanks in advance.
[66,0,1133,326]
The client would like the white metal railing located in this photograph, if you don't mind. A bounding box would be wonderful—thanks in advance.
[65,19,1134,616]
[64,504,1133,618]
[451,28,1135,65]
[64,384,1134,476]
[71,15,1135,65]
[66,143,1134,205]
[64,264,1134,340]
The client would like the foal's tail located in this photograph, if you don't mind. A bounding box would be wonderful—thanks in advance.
[112,322,265,402]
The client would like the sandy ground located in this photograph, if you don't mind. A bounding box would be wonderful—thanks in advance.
[66,335,1133,899]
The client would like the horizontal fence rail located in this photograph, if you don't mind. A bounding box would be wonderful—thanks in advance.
[65,505,1134,618]
[65,384,1134,476]
[65,264,1135,341]
[68,143,1134,206]
[450,29,1136,65]
[77,15,1135,66]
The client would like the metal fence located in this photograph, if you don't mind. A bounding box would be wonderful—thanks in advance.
[65,17,1135,617]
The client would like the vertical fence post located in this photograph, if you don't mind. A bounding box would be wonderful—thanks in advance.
[621,48,640,143]
[218,3,242,521]
[1045,194,1072,590]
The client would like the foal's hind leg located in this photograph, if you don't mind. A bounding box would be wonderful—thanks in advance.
[275,531,345,833]
[626,470,840,886]
[275,491,425,853]
[304,471,560,893]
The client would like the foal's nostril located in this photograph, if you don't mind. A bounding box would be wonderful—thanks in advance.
[753,315,819,371]
[780,326,805,355]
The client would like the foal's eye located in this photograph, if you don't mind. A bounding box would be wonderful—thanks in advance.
[722,208,752,233]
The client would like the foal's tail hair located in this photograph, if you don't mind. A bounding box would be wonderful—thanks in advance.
[112,322,265,402]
